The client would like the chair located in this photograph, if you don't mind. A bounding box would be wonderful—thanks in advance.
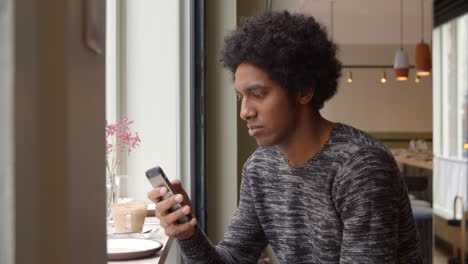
[448,196,467,264]
[412,201,433,264]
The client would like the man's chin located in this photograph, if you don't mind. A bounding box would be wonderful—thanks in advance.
[255,137,276,147]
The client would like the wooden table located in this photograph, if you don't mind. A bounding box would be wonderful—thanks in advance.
[391,149,433,172]
[394,155,433,171]
[108,217,173,264]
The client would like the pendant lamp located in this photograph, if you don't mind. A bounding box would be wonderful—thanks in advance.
[415,0,431,76]
[347,71,353,83]
[380,71,387,83]
[394,0,409,81]
[395,50,409,81]
[415,75,421,83]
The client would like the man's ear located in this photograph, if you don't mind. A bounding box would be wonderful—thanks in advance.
[298,88,314,105]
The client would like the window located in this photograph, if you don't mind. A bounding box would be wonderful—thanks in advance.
[434,15,468,160]
[106,1,197,261]
[106,0,191,202]
[433,13,468,219]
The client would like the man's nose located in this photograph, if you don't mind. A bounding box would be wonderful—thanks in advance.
[240,98,256,120]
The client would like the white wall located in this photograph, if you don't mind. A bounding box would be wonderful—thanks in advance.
[0,0,14,263]
[322,44,433,132]
[237,0,433,45]
[123,0,182,201]
[300,0,433,45]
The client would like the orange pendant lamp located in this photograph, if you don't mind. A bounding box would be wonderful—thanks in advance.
[394,0,409,81]
[415,0,431,76]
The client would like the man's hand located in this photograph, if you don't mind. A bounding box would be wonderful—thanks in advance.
[147,180,197,240]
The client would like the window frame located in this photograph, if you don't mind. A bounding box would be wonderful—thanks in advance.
[106,0,206,232]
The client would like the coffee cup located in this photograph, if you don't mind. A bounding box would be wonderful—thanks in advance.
[111,203,148,233]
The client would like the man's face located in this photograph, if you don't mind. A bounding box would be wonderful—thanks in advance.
[235,62,299,146]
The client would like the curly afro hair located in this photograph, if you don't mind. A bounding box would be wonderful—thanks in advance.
[220,11,342,111]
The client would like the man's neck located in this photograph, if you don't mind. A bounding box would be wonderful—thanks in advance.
[278,110,335,167]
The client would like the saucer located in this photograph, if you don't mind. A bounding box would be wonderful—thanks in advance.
[107,238,163,260]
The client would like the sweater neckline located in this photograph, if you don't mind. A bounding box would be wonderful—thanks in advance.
[278,122,342,169]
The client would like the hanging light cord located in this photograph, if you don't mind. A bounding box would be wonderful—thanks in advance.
[421,0,424,42]
[400,0,403,50]
[265,0,273,12]
[330,1,334,41]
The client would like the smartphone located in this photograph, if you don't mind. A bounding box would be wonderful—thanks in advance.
[145,166,192,224]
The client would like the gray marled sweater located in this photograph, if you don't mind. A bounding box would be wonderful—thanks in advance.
[179,123,422,263]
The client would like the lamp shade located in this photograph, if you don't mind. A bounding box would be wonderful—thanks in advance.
[395,68,409,81]
[415,42,431,76]
[394,49,409,81]
[394,49,409,68]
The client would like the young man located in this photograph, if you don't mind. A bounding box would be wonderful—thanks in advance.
[148,11,422,263]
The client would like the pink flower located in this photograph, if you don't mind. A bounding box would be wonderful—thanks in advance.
[105,117,141,176]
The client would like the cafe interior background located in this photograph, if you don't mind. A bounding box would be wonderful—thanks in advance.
[0,0,467,263]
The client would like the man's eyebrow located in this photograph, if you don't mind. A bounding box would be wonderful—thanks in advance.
[246,84,266,92]
[235,84,268,94]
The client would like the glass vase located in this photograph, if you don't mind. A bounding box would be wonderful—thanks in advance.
[106,173,129,220]
[106,172,120,220]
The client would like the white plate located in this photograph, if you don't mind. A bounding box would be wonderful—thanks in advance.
[107,238,163,260]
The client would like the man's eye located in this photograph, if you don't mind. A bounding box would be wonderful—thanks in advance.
[236,94,243,102]
[253,93,264,98]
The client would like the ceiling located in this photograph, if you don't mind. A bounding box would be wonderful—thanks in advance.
[297,0,433,45]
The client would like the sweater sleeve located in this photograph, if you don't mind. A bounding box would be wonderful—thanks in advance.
[333,147,422,263]
[178,165,268,264]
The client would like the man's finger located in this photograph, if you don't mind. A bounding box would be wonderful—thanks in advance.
[156,193,184,214]
[162,205,191,226]
[147,187,168,203]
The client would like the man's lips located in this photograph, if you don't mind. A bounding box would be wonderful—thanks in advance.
[247,125,264,136]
